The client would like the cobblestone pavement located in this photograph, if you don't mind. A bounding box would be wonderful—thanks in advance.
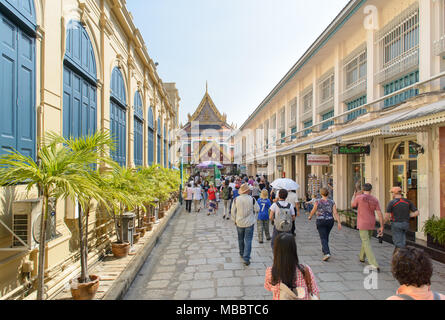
[124,203,445,300]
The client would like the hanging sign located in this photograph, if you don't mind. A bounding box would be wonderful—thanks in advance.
[333,145,370,155]
[307,154,331,166]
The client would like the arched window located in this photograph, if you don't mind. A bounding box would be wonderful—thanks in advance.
[63,20,97,139]
[133,91,143,167]
[147,107,154,165]
[157,117,161,164]
[0,0,37,159]
[110,67,127,167]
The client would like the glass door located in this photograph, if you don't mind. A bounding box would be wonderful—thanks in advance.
[391,162,407,192]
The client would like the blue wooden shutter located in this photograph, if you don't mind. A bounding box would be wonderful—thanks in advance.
[147,107,154,165]
[0,9,35,159]
[63,21,97,139]
[133,91,143,167]
[110,67,127,167]
[157,118,161,164]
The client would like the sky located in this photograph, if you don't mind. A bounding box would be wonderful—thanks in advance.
[126,0,350,128]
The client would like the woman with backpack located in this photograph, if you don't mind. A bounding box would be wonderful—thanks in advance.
[308,187,341,261]
[184,183,194,213]
[264,233,320,300]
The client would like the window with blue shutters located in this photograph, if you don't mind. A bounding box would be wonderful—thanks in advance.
[303,120,312,137]
[291,127,297,140]
[164,124,167,167]
[157,117,161,164]
[147,106,154,165]
[321,110,334,131]
[346,95,367,121]
[0,0,36,159]
[110,67,127,167]
[133,91,143,167]
[63,20,97,139]
[383,71,419,109]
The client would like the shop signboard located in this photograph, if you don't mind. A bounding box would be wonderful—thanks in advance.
[333,145,370,155]
[307,154,331,166]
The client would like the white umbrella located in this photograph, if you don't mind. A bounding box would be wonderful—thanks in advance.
[271,178,300,191]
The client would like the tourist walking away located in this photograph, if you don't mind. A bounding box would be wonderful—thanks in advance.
[192,183,203,212]
[184,183,193,213]
[286,189,300,236]
[231,183,260,266]
[264,233,320,300]
[221,180,232,220]
[207,183,218,216]
[351,183,384,271]
[202,180,210,208]
[251,182,260,201]
[308,188,341,261]
[257,189,272,243]
[385,186,419,248]
[387,247,444,300]
[269,189,295,249]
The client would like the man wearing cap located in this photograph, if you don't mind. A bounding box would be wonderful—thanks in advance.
[231,183,260,266]
[385,186,419,248]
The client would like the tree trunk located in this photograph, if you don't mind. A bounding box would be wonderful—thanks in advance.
[36,192,49,300]
[78,201,87,283]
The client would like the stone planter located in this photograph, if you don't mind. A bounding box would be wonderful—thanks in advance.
[70,275,100,300]
[427,234,445,252]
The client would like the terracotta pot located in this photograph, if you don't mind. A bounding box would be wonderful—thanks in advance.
[158,211,164,219]
[150,216,156,223]
[111,242,130,258]
[136,227,146,237]
[144,222,153,231]
[70,275,100,300]
[133,232,140,244]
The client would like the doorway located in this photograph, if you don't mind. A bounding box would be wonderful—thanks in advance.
[389,140,418,232]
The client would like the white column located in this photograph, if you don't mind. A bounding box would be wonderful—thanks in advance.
[419,0,436,91]
[364,137,385,206]
[333,154,348,210]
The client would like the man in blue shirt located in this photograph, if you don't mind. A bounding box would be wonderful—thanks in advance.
[257,189,272,243]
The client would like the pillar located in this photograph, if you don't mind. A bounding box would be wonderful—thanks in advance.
[364,137,385,209]
[333,154,348,210]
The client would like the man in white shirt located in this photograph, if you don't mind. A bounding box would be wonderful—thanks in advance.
[269,189,295,249]
[231,183,260,266]
[192,185,203,212]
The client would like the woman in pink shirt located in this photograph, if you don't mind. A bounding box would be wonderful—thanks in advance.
[264,233,319,300]
[387,247,444,300]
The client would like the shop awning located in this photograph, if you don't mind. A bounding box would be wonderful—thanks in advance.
[273,98,445,156]
[390,99,445,131]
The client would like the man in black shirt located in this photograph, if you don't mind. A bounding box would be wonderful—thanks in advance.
[385,187,419,248]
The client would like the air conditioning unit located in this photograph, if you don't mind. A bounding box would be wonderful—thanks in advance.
[11,198,57,249]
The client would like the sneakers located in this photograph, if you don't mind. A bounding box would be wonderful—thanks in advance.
[259,240,264,244]
[243,260,251,266]
[322,254,331,261]
[222,215,225,219]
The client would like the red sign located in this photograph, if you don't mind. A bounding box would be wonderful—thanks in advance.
[307,154,330,166]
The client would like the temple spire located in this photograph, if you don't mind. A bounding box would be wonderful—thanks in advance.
[206,81,208,94]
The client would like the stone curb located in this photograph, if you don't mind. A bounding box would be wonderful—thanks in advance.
[101,202,182,300]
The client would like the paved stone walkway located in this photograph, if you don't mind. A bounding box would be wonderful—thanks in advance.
[124,203,445,300]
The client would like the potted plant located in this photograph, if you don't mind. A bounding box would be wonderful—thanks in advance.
[423,216,445,251]
[59,131,117,300]
[0,132,104,300]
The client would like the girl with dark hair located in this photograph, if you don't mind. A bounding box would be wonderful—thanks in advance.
[264,233,320,300]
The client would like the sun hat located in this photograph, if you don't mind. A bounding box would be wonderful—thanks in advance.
[260,189,269,199]
[239,183,251,195]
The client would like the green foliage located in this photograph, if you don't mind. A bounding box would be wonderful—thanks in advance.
[423,216,445,245]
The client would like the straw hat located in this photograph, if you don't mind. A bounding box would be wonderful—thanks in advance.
[239,183,250,195]
[260,189,269,199]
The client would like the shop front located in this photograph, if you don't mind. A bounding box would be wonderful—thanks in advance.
[385,138,420,235]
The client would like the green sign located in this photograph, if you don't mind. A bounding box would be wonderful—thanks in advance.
[333,145,370,155]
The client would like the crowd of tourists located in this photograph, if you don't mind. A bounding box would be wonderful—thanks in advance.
[182,173,443,300]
